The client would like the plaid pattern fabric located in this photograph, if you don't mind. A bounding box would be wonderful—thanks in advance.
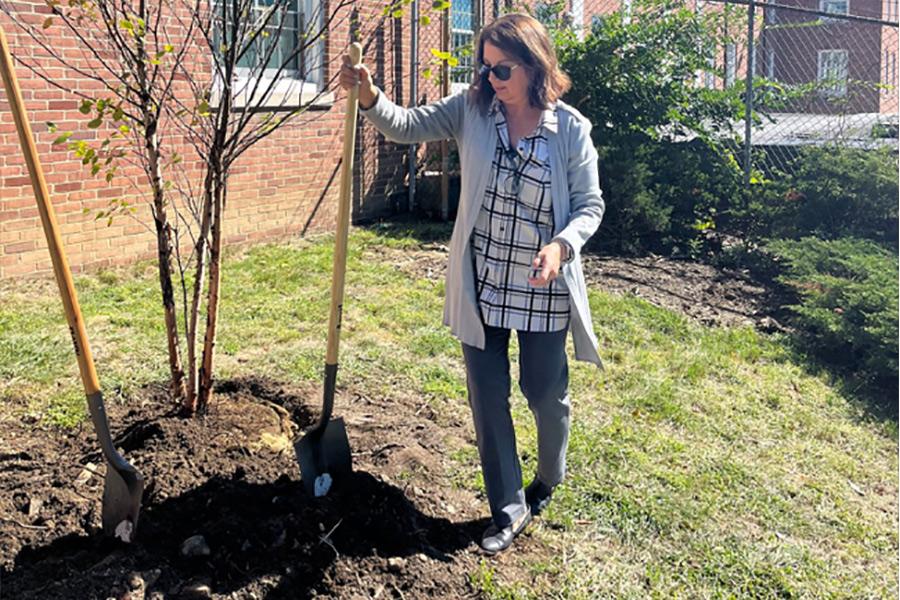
[470,98,570,332]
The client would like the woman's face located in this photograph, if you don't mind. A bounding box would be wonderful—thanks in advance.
[482,42,530,107]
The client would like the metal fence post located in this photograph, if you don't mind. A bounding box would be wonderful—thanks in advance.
[744,0,755,187]
[440,6,450,221]
[408,0,418,213]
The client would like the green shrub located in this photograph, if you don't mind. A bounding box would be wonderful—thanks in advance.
[728,146,898,249]
[766,237,898,383]
[556,0,746,255]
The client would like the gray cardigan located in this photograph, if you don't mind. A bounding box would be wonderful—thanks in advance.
[361,88,605,366]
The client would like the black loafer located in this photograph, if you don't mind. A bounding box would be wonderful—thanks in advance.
[525,479,555,516]
[480,510,532,555]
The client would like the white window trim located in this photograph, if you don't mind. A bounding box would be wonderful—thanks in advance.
[765,47,775,80]
[571,0,585,39]
[621,0,633,25]
[883,50,897,93]
[725,43,737,86]
[817,49,849,97]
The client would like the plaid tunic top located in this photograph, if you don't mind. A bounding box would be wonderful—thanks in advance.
[470,98,570,332]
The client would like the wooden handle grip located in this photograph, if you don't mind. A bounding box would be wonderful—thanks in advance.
[324,42,362,366]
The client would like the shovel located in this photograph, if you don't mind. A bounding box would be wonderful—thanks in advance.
[294,42,363,497]
[0,25,144,541]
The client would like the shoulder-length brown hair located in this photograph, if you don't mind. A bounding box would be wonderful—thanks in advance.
[468,13,571,114]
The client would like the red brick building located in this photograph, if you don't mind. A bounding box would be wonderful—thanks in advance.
[1,0,418,278]
[756,0,898,114]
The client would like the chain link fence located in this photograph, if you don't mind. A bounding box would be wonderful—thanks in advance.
[407,0,897,211]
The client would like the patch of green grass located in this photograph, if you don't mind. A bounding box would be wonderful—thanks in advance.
[0,222,896,597]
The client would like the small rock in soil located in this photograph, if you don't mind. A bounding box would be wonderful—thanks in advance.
[76,462,97,486]
[180,534,211,557]
[179,578,213,599]
[26,497,42,519]
[126,571,144,590]
[387,557,407,572]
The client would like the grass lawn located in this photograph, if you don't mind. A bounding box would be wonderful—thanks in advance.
[1,221,896,598]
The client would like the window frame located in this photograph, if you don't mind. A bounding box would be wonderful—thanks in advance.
[450,0,476,93]
[210,0,327,110]
[819,0,850,19]
[817,49,850,97]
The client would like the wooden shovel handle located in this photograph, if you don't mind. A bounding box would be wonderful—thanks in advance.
[325,42,362,366]
[0,25,101,395]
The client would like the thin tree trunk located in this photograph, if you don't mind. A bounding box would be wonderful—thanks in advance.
[132,0,186,406]
[147,123,187,405]
[184,167,215,414]
[196,174,224,412]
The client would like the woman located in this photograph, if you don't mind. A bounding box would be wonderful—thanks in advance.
[339,13,604,554]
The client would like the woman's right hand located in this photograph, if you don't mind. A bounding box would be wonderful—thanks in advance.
[339,54,377,109]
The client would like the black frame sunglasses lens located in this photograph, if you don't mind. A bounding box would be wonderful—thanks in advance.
[481,64,513,81]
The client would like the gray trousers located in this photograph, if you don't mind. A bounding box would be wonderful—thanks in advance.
[461,324,570,528]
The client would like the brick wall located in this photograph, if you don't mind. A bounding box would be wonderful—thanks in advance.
[0,0,413,279]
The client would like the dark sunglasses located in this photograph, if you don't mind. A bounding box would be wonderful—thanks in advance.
[479,63,520,81]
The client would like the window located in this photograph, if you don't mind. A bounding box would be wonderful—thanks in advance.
[212,0,324,107]
[884,51,898,92]
[451,0,476,89]
[571,0,585,39]
[725,43,737,87]
[820,0,849,18]
[622,0,633,24]
[703,55,716,89]
[818,50,849,97]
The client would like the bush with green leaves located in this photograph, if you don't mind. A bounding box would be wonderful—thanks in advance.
[553,0,746,254]
[729,146,899,249]
[766,237,898,384]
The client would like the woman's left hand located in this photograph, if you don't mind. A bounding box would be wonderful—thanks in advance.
[528,242,563,287]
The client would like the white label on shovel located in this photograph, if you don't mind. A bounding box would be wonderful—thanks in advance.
[115,519,134,543]
[314,473,333,497]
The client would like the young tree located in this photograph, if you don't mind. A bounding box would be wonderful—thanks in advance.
[3,0,455,414]
[3,0,350,414]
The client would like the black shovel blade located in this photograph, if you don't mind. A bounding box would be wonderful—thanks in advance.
[101,463,144,542]
[295,417,352,497]
[87,391,144,542]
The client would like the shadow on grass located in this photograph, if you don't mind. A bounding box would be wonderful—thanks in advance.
[715,246,898,426]
[357,214,454,245]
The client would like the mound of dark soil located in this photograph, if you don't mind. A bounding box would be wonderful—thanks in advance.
[1,379,492,599]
